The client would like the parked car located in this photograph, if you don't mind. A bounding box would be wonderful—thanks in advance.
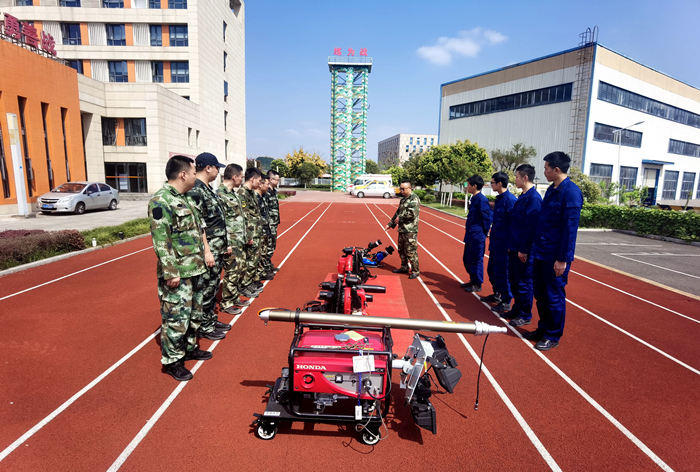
[351,181,394,199]
[347,174,392,193]
[37,182,120,215]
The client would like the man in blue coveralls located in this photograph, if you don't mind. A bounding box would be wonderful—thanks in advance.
[522,152,583,351]
[482,172,517,313]
[461,175,492,293]
[505,164,542,328]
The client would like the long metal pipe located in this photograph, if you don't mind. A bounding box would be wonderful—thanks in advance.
[258,309,507,336]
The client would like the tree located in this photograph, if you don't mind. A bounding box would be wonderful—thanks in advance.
[402,151,430,187]
[365,159,380,174]
[269,159,289,177]
[429,140,493,204]
[246,159,259,169]
[285,147,326,178]
[384,166,407,186]
[491,143,537,176]
[298,162,320,188]
[569,167,601,203]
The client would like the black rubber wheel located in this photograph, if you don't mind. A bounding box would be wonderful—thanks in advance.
[74,202,86,215]
[41,211,52,215]
[256,424,277,440]
[383,192,391,199]
[109,199,118,210]
[360,427,380,445]
[357,192,364,199]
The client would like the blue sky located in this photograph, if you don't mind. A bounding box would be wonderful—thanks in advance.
[245,0,700,163]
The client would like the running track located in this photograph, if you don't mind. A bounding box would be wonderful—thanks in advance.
[0,201,698,471]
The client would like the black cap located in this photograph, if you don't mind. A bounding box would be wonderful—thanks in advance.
[196,152,225,168]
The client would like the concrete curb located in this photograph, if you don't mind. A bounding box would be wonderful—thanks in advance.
[0,233,150,278]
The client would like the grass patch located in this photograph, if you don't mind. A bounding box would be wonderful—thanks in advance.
[421,202,467,218]
[81,218,151,247]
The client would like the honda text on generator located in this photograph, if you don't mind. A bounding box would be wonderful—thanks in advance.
[337,239,394,284]
[304,274,386,316]
[252,310,506,445]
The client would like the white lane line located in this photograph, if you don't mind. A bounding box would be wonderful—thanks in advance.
[421,207,466,227]
[107,202,334,471]
[612,252,700,256]
[577,243,663,247]
[0,206,325,463]
[277,202,323,238]
[0,248,152,302]
[365,204,561,471]
[611,254,700,280]
[371,203,674,472]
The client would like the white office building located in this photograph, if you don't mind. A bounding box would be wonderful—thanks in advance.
[377,133,437,168]
[2,0,246,194]
[439,43,700,206]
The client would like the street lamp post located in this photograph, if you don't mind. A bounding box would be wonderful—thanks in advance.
[612,121,644,204]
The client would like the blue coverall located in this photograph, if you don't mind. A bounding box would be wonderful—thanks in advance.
[488,189,517,302]
[463,192,492,285]
[531,177,583,342]
[507,186,542,320]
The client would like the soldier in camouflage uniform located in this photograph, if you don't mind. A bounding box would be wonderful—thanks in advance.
[386,181,421,279]
[148,155,213,382]
[238,167,265,298]
[186,153,231,341]
[265,170,281,271]
[256,176,274,280]
[218,163,253,312]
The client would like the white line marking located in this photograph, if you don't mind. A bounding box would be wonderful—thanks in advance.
[371,203,674,471]
[611,254,700,280]
[577,243,663,247]
[365,204,561,471]
[277,202,323,238]
[612,252,700,257]
[107,203,334,470]
[421,207,466,227]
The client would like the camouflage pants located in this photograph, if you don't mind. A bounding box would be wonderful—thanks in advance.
[259,234,271,274]
[220,245,245,309]
[158,275,203,365]
[241,236,262,288]
[266,224,278,268]
[200,236,226,334]
[398,232,419,274]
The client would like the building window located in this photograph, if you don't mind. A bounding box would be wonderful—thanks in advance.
[224,111,228,131]
[589,164,613,186]
[188,127,192,145]
[170,61,189,82]
[223,51,227,71]
[102,118,117,145]
[148,0,160,7]
[449,83,573,120]
[39,103,54,190]
[67,60,84,74]
[61,23,82,45]
[105,162,148,193]
[60,0,81,6]
[60,108,71,182]
[108,61,128,82]
[405,145,409,152]
[169,25,188,46]
[598,81,700,130]
[668,139,700,158]
[168,0,187,8]
[151,61,163,83]
[125,118,147,146]
[680,172,696,200]
[424,138,427,145]
[225,139,229,158]
[431,138,434,144]
[196,130,200,148]
[106,24,126,46]
[593,123,643,148]
[15,0,33,5]
[182,96,190,100]
[0,122,10,198]
[662,170,679,200]
[409,137,413,144]
[224,81,228,101]
[102,0,124,7]
[223,21,227,41]
[18,97,33,197]
[619,166,638,191]
[149,25,162,46]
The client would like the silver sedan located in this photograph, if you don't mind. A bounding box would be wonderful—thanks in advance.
[37,181,120,215]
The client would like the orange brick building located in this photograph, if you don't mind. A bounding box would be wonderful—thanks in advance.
[0,38,86,216]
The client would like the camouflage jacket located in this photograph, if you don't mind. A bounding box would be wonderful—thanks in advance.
[265,188,280,226]
[148,182,206,280]
[217,184,247,247]
[238,186,262,238]
[257,192,271,236]
[186,179,229,251]
[389,193,420,233]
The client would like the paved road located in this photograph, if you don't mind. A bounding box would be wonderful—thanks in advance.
[0,200,149,232]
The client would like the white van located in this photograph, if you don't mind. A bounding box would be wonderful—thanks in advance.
[347,174,393,193]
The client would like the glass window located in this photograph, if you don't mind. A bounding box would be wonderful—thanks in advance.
[99,183,111,192]
[223,21,227,41]
[662,170,679,200]
[0,122,10,198]
[170,61,189,83]
[60,0,81,6]
[15,0,33,5]
[106,24,126,46]
[668,139,700,158]
[593,123,643,148]
[67,60,84,74]
[101,118,117,145]
[619,166,638,191]
[105,162,148,193]
[151,61,163,83]
[61,23,82,45]
[149,0,160,7]
[589,164,613,185]
[168,0,187,8]
[124,118,147,146]
[224,81,228,99]
[169,25,188,46]
[86,184,99,194]
[102,0,124,7]
[223,51,227,71]
[149,25,162,46]
[680,172,696,200]
[108,61,128,82]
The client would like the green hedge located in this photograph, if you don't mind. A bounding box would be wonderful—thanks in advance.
[414,189,427,199]
[423,194,436,204]
[580,204,700,242]
[0,230,85,270]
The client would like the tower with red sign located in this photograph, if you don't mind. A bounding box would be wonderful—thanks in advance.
[328,49,372,192]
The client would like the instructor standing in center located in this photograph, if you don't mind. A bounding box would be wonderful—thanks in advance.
[386,181,420,279]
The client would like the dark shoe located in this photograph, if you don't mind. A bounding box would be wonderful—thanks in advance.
[491,302,511,313]
[241,288,259,298]
[199,329,226,341]
[261,273,275,281]
[164,361,193,381]
[535,339,559,351]
[234,299,252,307]
[499,310,519,320]
[220,306,242,316]
[509,317,531,327]
[271,267,280,272]
[393,268,409,274]
[522,330,544,341]
[464,284,482,293]
[408,273,420,279]
[479,293,501,304]
[184,348,213,361]
[214,320,233,330]
[460,283,470,288]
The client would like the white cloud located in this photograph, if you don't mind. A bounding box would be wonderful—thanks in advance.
[416,27,508,65]
[283,129,301,137]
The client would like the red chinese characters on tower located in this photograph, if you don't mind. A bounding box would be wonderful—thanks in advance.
[333,48,342,56]
[360,48,368,57]
[41,31,56,56]
[21,22,39,48]
[347,48,355,56]
[3,13,21,40]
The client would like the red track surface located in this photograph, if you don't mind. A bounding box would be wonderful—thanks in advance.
[1,201,698,471]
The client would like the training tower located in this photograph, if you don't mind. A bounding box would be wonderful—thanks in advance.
[328,54,372,192]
